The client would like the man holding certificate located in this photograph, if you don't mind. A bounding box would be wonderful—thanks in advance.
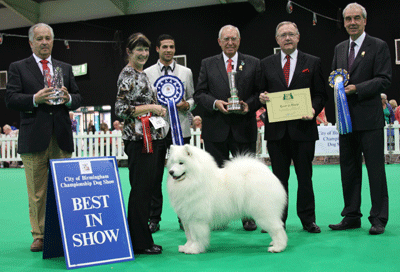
[259,21,327,233]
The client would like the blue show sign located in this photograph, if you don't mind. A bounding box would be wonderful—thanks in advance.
[44,157,133,269]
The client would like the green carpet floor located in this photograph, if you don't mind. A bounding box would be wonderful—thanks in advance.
[0,164,399,272]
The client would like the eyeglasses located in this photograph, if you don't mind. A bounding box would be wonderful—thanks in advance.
[277,33,297,39]
[221,37,238,42]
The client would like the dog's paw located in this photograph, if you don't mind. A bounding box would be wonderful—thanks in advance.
[178,245,187,253]
[180,243,205,254]
[268,243,286,253]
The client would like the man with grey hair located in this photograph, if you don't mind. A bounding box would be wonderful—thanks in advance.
[329,3,391,235]
[194,24,261,231]
[259,21,327,233]
[5,23,82,251]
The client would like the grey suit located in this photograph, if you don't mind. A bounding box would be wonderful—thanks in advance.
[144,61,195,223]
[144,61,195,138]
[332,34,391,226]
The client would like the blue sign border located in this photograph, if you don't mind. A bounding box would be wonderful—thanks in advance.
[46,157,133,269]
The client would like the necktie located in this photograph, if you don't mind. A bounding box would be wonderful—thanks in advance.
[163,66,170,76]
[227,59,233,73]
[348,41,356,71]
[283,55,290,87]
[40,59,52,87]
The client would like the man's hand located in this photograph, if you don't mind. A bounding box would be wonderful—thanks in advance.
[259,91,270,104]
[301,108,315,120]
[176,99,190,112]
[59,86,70,104]
[215,100,229,114]
[34,87,56,105]
[237,101,249,115]
[345,84,357,95]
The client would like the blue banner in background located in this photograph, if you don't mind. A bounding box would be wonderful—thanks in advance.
[48,157,133,269]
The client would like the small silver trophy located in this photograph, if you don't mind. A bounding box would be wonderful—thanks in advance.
[44,66,64,105]
[227,71,242,111]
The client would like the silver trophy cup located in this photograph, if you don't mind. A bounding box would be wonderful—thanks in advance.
[227,71,241,111]
[44,66,64,105]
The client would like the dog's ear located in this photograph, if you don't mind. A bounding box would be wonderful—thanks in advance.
[184,144,192,157]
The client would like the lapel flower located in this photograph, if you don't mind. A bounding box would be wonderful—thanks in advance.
[361,51,365,57]
[302,68,310,73]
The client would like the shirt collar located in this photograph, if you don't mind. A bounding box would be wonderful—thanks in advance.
[280,49,298,62]
[222,52,238,66]
[350,31,366,47]
[157,59,175,72]
[32,53,52,65]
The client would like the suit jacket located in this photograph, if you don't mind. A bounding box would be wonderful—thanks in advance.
[144,62,195,138]
[5,55,82,153]
[194,52,261,143]
[332,34,392,131]
[260,50,328,141]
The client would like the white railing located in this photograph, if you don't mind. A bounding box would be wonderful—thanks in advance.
[1,122,400,162]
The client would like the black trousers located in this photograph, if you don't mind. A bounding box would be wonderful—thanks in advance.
[149,132,190,223]
[124,139,166,250]
[339,129,388,226]
[204,131,256,168]
[267,131,316,226]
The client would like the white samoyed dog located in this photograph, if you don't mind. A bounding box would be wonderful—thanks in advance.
[167,144,288,254]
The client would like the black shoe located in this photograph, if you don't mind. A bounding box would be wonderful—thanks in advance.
[369,225,385,235]
[242,219,257,231]
[134,245,162,255]
[303,222,321,233]
[329,219,361,230]
[149,221,160,233]
[153,244,163,250]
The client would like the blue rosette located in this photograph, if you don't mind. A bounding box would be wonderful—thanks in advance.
[155,75,185,145]
[328,69,352,134]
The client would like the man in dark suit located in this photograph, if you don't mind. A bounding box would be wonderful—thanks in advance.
[194,25,261,231]
[328,3,391,235]
[5,23,82,251]
[259,21,327,233]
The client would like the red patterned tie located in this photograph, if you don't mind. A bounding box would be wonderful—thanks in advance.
[283,55,290,87]
[227,58,233,73]
[40,59,52,87]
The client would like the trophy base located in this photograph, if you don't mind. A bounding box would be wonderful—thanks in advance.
[227,96,242,112]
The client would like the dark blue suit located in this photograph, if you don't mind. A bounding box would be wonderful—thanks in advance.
[5,55,82,153]
[260,50,328,225]
[194,52,261,167]
[332,34,391,226]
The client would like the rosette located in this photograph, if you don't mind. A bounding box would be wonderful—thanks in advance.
[328,69,352,134]
[155,75,185,145]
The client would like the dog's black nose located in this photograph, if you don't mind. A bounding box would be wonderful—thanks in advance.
[169,170,174,176]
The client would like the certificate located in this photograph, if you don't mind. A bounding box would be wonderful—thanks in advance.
[265,88,313,123]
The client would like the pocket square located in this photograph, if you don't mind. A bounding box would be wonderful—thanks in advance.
[302,68,310,73]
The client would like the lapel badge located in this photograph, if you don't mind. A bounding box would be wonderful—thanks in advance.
[361,51,365,57]
[239,61,245,71]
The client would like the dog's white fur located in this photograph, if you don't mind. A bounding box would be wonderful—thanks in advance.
[167,144,288,254]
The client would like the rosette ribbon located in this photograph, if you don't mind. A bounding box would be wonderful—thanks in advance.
[328,69,352,134]
[155,75,185,145]
[138,112,153,153]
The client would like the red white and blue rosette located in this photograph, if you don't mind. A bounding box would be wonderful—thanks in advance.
[329,69,352,134]
[155,75,185,145]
